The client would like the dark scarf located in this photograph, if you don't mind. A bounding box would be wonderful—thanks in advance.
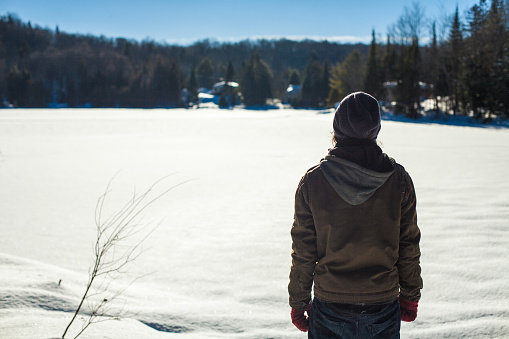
[329,139,394,173]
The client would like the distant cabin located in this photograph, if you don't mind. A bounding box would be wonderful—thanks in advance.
[286,84,301,102]
[212,81,239,96]
[198,81,240,106]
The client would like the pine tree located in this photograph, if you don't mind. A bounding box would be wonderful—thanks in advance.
[196,57,214,89]
[504,0,509,117]
[226,61,235,82]
[240,53,273,106]
[382,35,398,104]
[464,1,489,118]
[320,61,330,107]
[396,37,421,118]
[429,21,440,115]
[288,69,301,85]
[301,52,323,107]
[449,6,464,115]
[188,67,198,104]
[224,61,237,107]
[152,57,182,107]
[462,0,509,119]
[6,64,31,107]
[485,0,508,117]
[363,29,383,99]
[168,62,182,106]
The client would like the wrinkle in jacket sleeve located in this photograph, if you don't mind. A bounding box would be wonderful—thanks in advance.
[288,175,318,309]
[397,171,423,302]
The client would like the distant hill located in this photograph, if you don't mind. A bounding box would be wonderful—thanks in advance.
[0,14,367,108]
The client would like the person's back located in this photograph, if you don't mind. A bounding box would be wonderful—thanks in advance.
[288,92,422,338]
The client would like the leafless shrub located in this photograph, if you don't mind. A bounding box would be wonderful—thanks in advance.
[62,174,191,339]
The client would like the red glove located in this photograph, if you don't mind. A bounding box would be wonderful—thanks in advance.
[399,298,418,322]
[291,303,312,332]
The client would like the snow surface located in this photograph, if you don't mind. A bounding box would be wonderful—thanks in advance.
[0,107,508,338]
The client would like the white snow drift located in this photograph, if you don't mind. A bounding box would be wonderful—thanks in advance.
[0,108,508,338]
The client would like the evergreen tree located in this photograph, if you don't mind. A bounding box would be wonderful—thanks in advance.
[464,1,489,118]
[168,61,182,106]
[382,35,398,103]
[328,50,365,103]
[485,0,508,117]
[429,21,440,114]
[396,37,421,118]
[363,29,383,99]
[463,0,509,119]
[240,53,273,106]
[224,61,237,107]
[226,61,235,82]
[320,61,331,107]
[188,67,198,103]
[449,5,464,115]
[196,57,214,88]
[288,69,301,85]
[301,56,323,107]
[504,0,509,118]
[152,57,182,107]
[6,64,31,107]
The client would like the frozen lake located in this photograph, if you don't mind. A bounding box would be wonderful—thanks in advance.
[0,108,508,338]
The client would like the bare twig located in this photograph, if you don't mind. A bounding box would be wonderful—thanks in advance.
[62,175,193,339]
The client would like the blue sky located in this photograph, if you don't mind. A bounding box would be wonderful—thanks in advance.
[1,0,481,45]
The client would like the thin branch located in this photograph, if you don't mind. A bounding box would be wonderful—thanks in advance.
[62,174,193,338]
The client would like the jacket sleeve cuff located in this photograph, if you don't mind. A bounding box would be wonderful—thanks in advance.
[289,298,312,310]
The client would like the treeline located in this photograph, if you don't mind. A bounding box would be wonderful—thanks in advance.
[0,13,366,108]
[1,0,508,120]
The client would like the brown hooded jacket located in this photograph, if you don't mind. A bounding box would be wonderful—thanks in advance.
[289,140,422,310]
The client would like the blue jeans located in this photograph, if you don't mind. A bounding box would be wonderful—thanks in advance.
[308,298,401,339]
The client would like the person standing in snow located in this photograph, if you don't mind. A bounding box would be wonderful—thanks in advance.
[288,92,422,338]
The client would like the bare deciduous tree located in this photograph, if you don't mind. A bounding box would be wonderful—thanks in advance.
[389,1,427,45]
[62,175,190,339]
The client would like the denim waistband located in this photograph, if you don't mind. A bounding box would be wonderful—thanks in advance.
[317,298,398,316]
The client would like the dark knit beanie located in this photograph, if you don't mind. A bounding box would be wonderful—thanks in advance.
[333,92,381,140]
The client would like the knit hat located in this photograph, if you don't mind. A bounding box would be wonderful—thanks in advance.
[333,92,381,140]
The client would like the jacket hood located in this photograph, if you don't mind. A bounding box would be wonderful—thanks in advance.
[319,155,394,205]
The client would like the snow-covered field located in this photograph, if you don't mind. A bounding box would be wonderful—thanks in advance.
[0,107,508,339]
